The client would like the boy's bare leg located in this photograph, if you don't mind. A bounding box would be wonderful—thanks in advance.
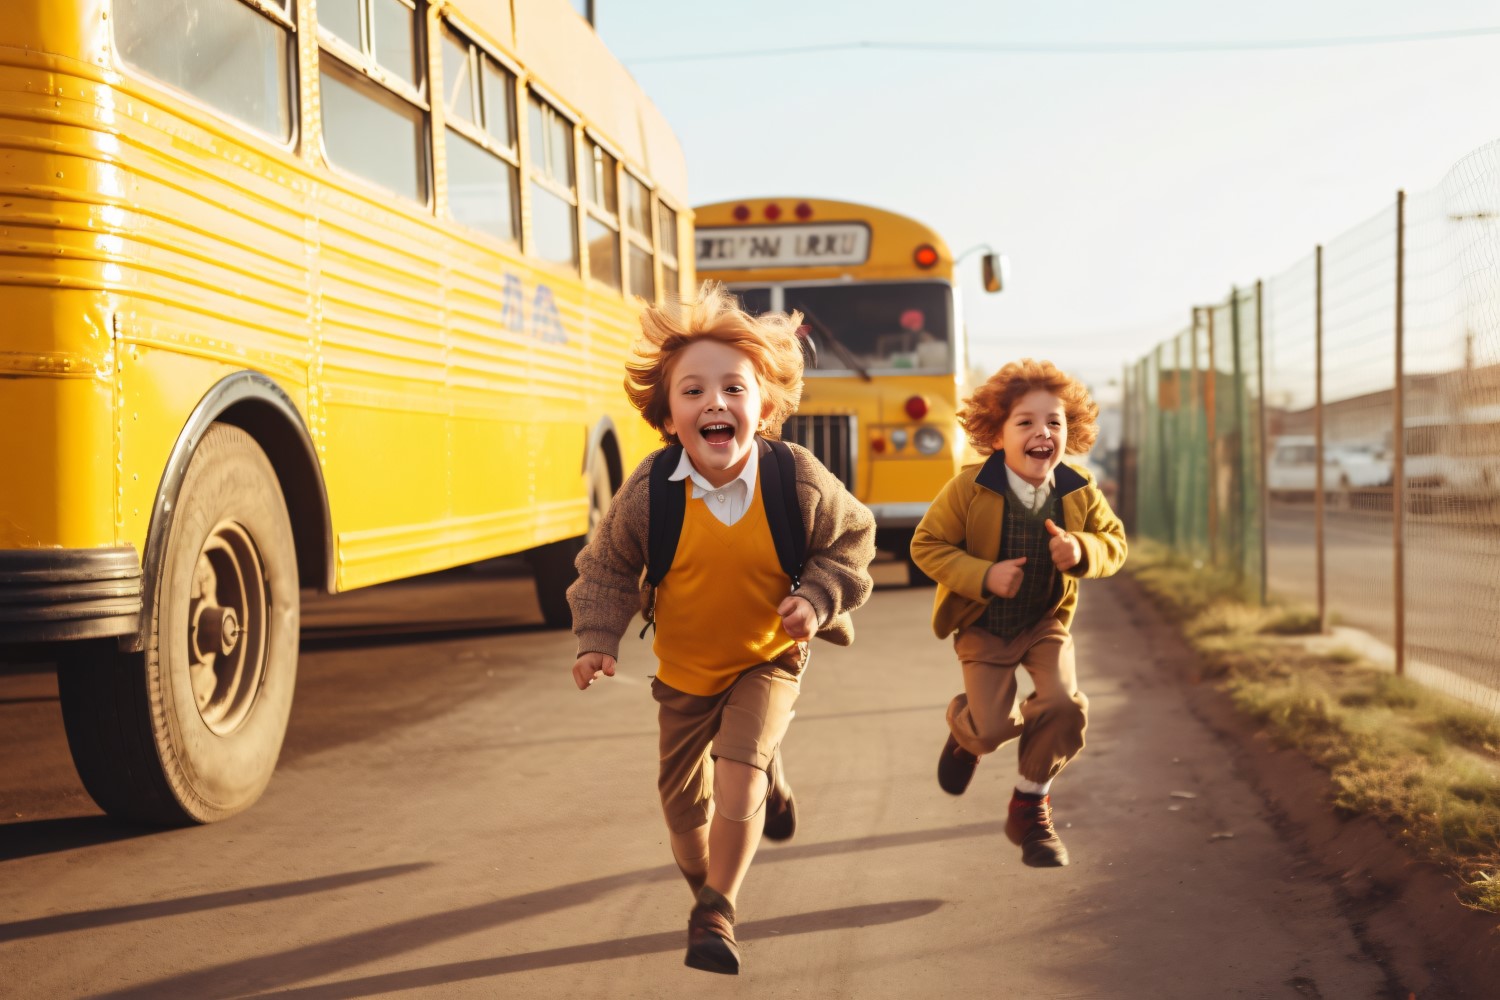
[670,824,711,894]
[706,758,769,906]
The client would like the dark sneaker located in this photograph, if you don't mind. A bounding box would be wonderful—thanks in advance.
[1005,791,1070,867]
[937,733,979,795]
[764,750,797,842]
[685,893,740,975]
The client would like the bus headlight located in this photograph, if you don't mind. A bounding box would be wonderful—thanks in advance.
[914,427,944,455]
[889,429,909,451]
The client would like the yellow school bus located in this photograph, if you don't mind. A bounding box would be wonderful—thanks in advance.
[695,197,1001,584]
[0,0,690,823]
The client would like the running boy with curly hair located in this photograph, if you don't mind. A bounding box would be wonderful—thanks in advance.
[910,358,1126,867]
[567,282,876,974]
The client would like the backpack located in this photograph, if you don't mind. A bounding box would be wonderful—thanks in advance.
[639,438,807,637]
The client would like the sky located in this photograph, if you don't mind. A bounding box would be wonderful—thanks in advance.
[586,0,1500,403]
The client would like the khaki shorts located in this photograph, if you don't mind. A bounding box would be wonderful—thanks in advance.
[651,643,807,834]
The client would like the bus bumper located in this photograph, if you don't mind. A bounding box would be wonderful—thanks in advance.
[0,548,142,643]
[866,502,931,530]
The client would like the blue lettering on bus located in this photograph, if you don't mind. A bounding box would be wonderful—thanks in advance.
[501,273,525,333]
[530,284,567,345]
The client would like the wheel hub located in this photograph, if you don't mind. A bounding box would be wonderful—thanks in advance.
[186,521,268,734]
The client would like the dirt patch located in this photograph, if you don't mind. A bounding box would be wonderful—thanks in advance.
[1113,573,1500,999]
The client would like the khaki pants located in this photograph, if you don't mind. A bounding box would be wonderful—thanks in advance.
[947,618,1088,784]
[651,645,806,834]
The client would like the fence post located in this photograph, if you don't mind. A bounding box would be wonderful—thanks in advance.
[1255,279,1268,606]
[1315,244,1328,635]
[1229,287,1246,590]
[1394,190,1406,677]
[1206,305,1218,570]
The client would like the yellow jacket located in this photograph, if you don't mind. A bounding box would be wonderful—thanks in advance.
[910,453,1127,639]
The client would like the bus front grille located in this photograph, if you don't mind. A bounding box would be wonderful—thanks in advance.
[782,414,857,492]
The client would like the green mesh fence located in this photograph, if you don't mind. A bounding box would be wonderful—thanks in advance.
[1122,139,1500,716]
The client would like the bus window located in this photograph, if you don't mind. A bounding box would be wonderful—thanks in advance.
[527,94,579,268]
[115,0,294,143]
[659,202,681,302]
[318,0,429,202]
[583,140,622,288]
[441,24,519,243]
[732,287,772,315]
[319,0,361,47]
[782,283,953,373]
[373,0,420,88]
[623,172,655,301]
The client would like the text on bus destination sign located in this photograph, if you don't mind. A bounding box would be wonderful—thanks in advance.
[695,223,871,269]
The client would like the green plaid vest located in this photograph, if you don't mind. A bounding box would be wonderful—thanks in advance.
[980,485,1063,639]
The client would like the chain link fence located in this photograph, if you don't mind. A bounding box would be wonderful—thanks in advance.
[1121,140,1500,714]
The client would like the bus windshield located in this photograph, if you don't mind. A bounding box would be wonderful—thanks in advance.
[736,282,953,374]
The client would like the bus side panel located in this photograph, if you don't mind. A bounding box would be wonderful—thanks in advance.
[316,186,452,591]
[0,374,116,549]
[446,247,535,557]
[103,69,313,561]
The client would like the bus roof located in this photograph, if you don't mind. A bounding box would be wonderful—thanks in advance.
[694,196,953,282]
[464,0,687,201]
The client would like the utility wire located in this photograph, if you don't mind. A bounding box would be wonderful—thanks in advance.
[624,26,1500,65]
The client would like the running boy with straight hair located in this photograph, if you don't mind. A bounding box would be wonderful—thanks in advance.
[567,282,876,974]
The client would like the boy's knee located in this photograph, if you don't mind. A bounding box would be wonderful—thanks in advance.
[712,758,769,820]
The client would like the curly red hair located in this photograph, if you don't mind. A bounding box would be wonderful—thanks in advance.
[959,358,1099,456]
[625,282,805,445]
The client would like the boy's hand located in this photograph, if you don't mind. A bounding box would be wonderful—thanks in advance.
[985,557,1027,598]
[1044,519,1082,571]
[572,652,617,690]
[777,594,818,640]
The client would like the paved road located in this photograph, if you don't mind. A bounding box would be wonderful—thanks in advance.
[2,560,1389,998]
[1266,500,1500,696]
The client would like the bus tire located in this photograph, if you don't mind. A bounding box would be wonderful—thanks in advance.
[56,424,300,825]
[532,448,614,629]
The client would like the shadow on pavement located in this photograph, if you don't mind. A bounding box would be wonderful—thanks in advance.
[0,816,154,863]
[238,900,947,998]
[0,864,432,943]
[86,823,993,999]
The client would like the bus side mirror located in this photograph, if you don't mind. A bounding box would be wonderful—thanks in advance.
[982,252,1004,293]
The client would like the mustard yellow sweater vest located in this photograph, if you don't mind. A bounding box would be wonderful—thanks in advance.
[653,480,796,696]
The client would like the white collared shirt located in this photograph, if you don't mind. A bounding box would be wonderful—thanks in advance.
[1004,463,1055,514]
[669,445,759,526]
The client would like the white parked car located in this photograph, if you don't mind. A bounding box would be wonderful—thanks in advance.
[1268,435,1390,498]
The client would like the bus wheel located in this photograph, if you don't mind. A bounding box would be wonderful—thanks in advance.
[57,424,299,825]
[531,448,613,629]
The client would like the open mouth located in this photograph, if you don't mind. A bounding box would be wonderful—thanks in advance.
[700,422,736,446]
[1025,442,1055,461]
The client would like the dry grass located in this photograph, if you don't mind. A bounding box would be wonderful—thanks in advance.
[1128,539,1500,912]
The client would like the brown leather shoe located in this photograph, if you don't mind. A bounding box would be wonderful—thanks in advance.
[763,751,797,842]
[1005,791,1069,867]
[685,894,740,975]
[937,733,979,796]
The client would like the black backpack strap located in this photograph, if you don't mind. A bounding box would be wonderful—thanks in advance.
[760,438,806,590]
[640,445,686,639]
[645,445,686,588]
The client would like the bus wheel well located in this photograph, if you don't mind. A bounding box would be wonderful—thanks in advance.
[597,431,623,494]
[216,401,333,594]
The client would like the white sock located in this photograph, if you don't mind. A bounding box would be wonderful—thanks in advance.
[1014,776,1052,796]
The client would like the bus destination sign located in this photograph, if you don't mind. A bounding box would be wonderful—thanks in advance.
[695,223,871,269]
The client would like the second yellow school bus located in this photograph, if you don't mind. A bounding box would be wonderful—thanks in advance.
[695,197,1001,584]
[0,0,689,824]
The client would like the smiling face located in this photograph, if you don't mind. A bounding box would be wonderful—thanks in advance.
[662,338,768,488]
[994,388,1068,487]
